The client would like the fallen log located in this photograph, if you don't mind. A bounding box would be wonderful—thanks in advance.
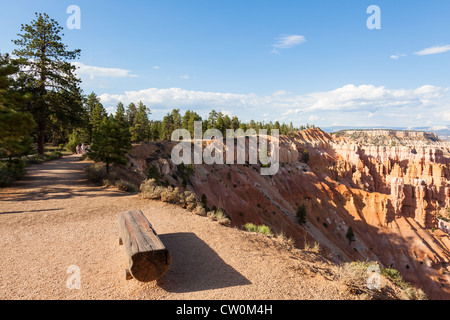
[118,210,171,282]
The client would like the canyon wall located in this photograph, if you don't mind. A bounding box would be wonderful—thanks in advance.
[131,128,450,299]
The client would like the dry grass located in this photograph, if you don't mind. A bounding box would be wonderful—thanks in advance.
[335,261,428,300]
[207,208,231,226]
[140,178,207,216]
[304,240,320,253]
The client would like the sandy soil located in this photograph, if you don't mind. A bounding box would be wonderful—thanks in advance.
[0,155,351,300]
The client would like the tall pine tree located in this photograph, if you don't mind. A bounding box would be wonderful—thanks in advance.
[89,116,131,174]
[0,53,35,160]
[12,13,83,155]
[130,101,151,142]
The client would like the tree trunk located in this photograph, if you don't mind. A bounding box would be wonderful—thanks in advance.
[106,162,110,174]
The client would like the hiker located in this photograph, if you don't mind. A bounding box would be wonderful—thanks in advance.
[81,143,86,154]
[76,144,81,155]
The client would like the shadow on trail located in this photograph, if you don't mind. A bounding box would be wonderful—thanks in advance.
[0,155,136,202]
[156,232,251,293]
[0,208,63,215]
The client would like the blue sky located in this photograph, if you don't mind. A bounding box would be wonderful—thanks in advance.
[1,0,450,128]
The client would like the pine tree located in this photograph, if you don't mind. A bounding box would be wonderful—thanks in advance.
[130,101,151,142]
[12,13,83,155]
[115,102,126,123]
[0,54,35,160]
[126,102,137,126]
[230,116,240,131]
[207,110,219,129]
[346,226,356,245]
[88,116,131,174]
[90,98,107,135]
[296,205,307,225]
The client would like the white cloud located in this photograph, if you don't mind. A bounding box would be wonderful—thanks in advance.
[272,34,306,54]
[429,125,449,131]
[390,53,406,59]
[180,74,190,80]
[98,84,450,127]
[73,62,138,79]
[414,44,450,56]
[273,35,306,48]
[153,66,160,70]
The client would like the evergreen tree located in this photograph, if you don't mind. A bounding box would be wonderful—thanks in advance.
[150,120,161,141]
[296,204,307,225]
[230,116,240,131]
[171,109,181,130]
[130,101,151,142]
[207,110,219,129]
[89,97,107,135]
[346,226,356,245]
[126,102,137,126]
[0,54,35,160]
[216,115,225,134]
[12,13,83,155]
[181,110,202,136]
[115,102,126,123]
[88,116,131,174]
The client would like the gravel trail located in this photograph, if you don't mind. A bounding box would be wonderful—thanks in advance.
[0,155,349,300]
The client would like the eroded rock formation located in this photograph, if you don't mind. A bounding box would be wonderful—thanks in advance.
[130,128,450,299]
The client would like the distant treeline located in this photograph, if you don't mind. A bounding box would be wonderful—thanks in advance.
[73,93,316,144]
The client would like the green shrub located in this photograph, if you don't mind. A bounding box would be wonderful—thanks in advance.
[115,179,137,192]
[26,155,45,164]
[146,165,160,182]
[303,150,310,163]
[84,163,107,183]
[49,151,63,160]
[244,223,258,233]
[257,225,272,236]
[0,160,26,187]
[244,223,272,236]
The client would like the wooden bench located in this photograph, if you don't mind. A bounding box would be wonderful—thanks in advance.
[118,210,171,282]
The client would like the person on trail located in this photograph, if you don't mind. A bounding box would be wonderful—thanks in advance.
[81,143,86,154]
[76,144,81,155]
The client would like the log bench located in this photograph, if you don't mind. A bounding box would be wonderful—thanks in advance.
[118,210,171,282]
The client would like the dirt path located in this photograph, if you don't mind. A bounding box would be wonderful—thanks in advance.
[0,155,350,300]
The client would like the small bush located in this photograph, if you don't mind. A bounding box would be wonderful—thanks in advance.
[49,151,63,160]
[115,179,137,192]
[146,165,160,183]
[160,186,182,204]
[207,208,231,226]
[244,223,272,236]
[85,163,107,183]
[0,160,26,187]
[244,223,258,233]
[303,150,310,164]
